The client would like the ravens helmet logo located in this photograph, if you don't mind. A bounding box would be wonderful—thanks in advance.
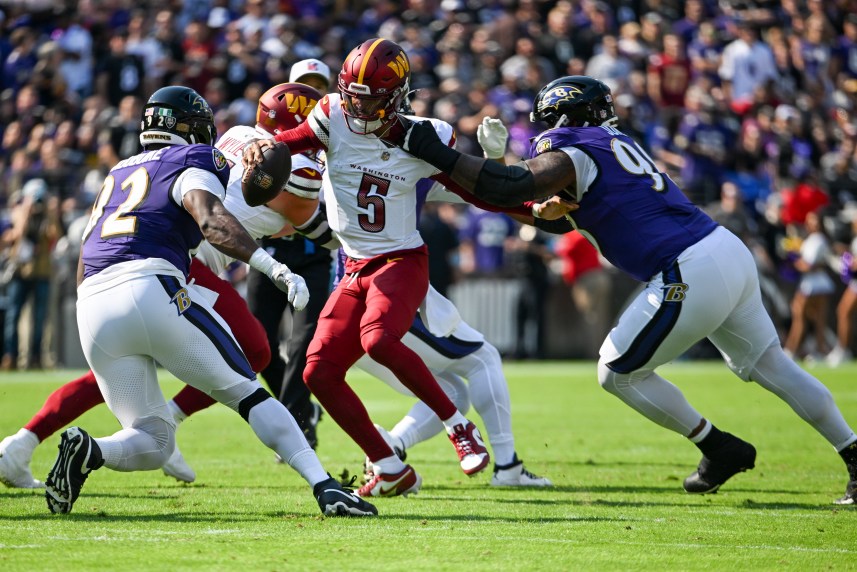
[538,85,584,114]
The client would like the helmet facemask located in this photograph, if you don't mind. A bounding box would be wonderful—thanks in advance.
[340,80,408,135]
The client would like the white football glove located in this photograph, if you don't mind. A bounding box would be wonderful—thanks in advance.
[477,116,508,160]
[270,264,310,311]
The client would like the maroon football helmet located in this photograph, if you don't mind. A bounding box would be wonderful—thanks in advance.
[255,82,323,135]
[337,38,410,135]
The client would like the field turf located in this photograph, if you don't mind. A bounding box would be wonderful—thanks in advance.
[1,361,856,570]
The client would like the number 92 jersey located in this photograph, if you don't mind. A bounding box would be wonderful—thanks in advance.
[531,125,717,282]
[81,145,231,280]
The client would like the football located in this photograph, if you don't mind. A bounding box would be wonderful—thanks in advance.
[241,142,292,207]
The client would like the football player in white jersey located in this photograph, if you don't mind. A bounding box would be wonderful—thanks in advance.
[244,38,498,498]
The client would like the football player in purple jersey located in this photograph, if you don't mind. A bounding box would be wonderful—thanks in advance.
[385,75,857,505]
[43,86,376,517]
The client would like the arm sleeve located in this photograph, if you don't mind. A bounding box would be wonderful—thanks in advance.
[431,172,532,217]
[171,167,227,206]
[273,119,324,154]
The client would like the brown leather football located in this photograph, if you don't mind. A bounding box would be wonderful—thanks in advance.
[241,142,292,207]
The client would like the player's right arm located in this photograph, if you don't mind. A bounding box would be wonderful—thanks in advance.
[390,120,577,207]
[243,98,329,168]
[181,176,310,310]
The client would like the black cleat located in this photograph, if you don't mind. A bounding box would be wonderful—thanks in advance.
[834,480,856,506]
[45,427,104,514]
[314,475,378,517]
[683,433,756,494]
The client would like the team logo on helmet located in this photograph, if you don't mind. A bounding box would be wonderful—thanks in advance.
[191,95,211,113]
[212,148,228,171]
[164,116,177,129]
[387,51,410,79]
[539,85,584,113]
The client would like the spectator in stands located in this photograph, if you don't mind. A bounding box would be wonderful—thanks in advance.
[458,205,516,277]
[2,179,63,370]
[555,231,612,359]
[784,210,835,361]
[719,20,778,114]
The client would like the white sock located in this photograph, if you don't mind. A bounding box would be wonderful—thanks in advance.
[95,419,175,472]
[374,454,407,475]
[459,345,516,465]
[442,411,469,435]
[687,420,713,443]
[246,398,328,486]
[167,400,187,424]
[751,345,857,449]
[12,428,40,453]
[287,449,329,487]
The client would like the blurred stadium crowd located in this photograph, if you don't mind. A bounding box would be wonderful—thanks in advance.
[1,0,857,369]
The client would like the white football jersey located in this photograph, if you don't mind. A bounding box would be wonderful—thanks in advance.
[307,93,454,259]
[195,125,323,275]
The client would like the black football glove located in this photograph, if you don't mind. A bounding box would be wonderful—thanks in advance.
[384,119,460,173]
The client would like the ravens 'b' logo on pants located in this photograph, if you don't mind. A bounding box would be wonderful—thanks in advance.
[662,283,689,303]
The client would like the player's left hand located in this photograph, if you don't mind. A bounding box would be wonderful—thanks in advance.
[533,195,579,220]
[477,116,508,160]
[242,139,275,170]
[385,119,441,157]
[270,264,310,311]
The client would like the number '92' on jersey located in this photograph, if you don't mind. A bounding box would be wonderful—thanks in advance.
[530,125,717,282]
[81,145,230,280]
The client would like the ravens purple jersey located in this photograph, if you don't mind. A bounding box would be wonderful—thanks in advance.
[81,145,230,279]
[530,125,718,281]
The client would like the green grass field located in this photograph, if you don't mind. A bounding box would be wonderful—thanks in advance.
[1,361,856,571]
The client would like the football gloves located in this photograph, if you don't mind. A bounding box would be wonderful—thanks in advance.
[270,263,310,311]
[476,116,508,160]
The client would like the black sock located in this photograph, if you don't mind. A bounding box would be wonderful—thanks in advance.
[696,425,731,456]
[840,441,857,479]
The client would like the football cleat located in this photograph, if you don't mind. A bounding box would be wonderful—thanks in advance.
[448,421,490,476]
[45,427,104,514]
[834,480,856,505]
[491,455,553,487]
[683,433,756,494]
[0,431,43,489]
[313,475,378,516]
[357,464,422,498]
[161,443,196,483]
